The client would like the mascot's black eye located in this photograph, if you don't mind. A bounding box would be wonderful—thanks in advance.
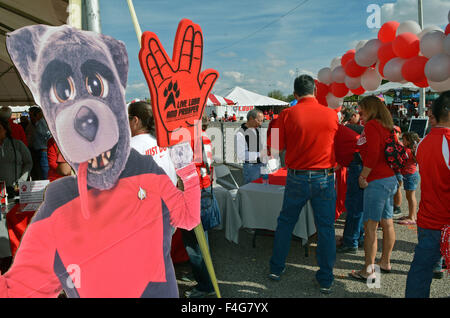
[50,77,75,103]
[86,73,108,98]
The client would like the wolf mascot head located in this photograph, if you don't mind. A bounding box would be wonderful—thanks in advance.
[7,25,130,191]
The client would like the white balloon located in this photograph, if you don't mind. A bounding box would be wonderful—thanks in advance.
[425,53,450,82]
[361,67,382,91]
[396,20,421,35]
[420,30,445,58]
[355,39,382,67]
[344,75,361,90]
[384,57,407,82]
[418,26,443,39]
[429,77,450,92]
[318,67,332,85]
[375,61,385,79]
[331,65,346,83]
[355,40,368,51]
[330,57,342,71]
[326,93,343,109]
[444,35,450,56]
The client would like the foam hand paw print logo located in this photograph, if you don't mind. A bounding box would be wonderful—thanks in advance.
[164,81,180,110]
[139,19,219,147]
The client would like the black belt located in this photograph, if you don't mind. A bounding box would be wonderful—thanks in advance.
[288,168,334,176]
[244,160,261,164]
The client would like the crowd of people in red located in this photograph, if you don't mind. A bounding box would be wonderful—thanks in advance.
[265,76,449,297]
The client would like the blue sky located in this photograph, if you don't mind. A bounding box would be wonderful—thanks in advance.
[98,0,450,101]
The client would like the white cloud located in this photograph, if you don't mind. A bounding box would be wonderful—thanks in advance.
[276,80,289,89]
[218,51,237,58]
[298,69,316,78]
[288,69,316,78]
[125,82,149,101]
[381,0,450,27]
[127,83,146,90]
[268,59,286,67]
[223,71,244,83]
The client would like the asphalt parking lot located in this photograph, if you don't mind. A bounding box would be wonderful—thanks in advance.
[174,166,449,298]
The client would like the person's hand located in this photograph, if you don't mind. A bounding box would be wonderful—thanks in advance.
[139,19,218,147]
[358,175,369,189]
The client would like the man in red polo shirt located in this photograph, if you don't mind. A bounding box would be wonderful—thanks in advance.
[406,90,450,298]
[268,75,338,294]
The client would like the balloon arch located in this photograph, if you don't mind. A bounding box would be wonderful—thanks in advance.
[315,10,450,109]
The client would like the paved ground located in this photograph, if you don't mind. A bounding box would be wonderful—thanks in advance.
[174,166,449,298]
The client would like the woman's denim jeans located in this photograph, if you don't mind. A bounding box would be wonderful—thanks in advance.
[243,163,264,184]
[342,163,365,248]
[270,171,336,288]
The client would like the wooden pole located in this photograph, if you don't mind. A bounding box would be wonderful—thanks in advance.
[126,0,142,46]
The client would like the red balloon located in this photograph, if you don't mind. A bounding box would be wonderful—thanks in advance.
[351,86,366,95]
[314,80,328,105]
[378,21,400,43]
[392,32,420,59]
[413,77,429,88]
[377,42,397,63]
[445,24,450,35]
[316,81,329,97]
[330,82,349,98]
[401,56,429,83]
[317,94,328,106]
[344,59,367,77]
[341,50,356,67]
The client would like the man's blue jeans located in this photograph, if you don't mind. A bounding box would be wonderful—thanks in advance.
[270,171,336,288]
[243,163,264,185]
[405,227,443,298]
[342,163,364,248]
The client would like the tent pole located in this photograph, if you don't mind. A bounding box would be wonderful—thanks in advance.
[82,0,101,33]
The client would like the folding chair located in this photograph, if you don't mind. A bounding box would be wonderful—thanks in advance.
[213,164,239,199]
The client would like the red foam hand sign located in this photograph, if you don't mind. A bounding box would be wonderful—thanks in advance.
[139,19,219,147]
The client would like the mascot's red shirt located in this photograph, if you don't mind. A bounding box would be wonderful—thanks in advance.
[0,149,200,298]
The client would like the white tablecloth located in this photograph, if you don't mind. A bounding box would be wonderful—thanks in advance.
[0,204,14,258]
[236,183,316,245]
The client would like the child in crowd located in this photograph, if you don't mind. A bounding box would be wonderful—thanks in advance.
[396,132,420,225]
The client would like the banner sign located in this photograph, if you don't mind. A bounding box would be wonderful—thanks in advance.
[19,180,49,204]
[139,19,219,147]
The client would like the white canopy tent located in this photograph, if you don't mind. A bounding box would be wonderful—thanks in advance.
[0,0,69,106]
[362,82,435,96]
[204,93,236,119]
[226,86,289,107]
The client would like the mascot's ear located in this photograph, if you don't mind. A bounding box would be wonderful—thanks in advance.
[99,33,129,90]
[6,25,48,92]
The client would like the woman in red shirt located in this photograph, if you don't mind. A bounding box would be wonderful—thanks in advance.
[47,137,72,182]
[350,96,398,281]
[396,132,420,225]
